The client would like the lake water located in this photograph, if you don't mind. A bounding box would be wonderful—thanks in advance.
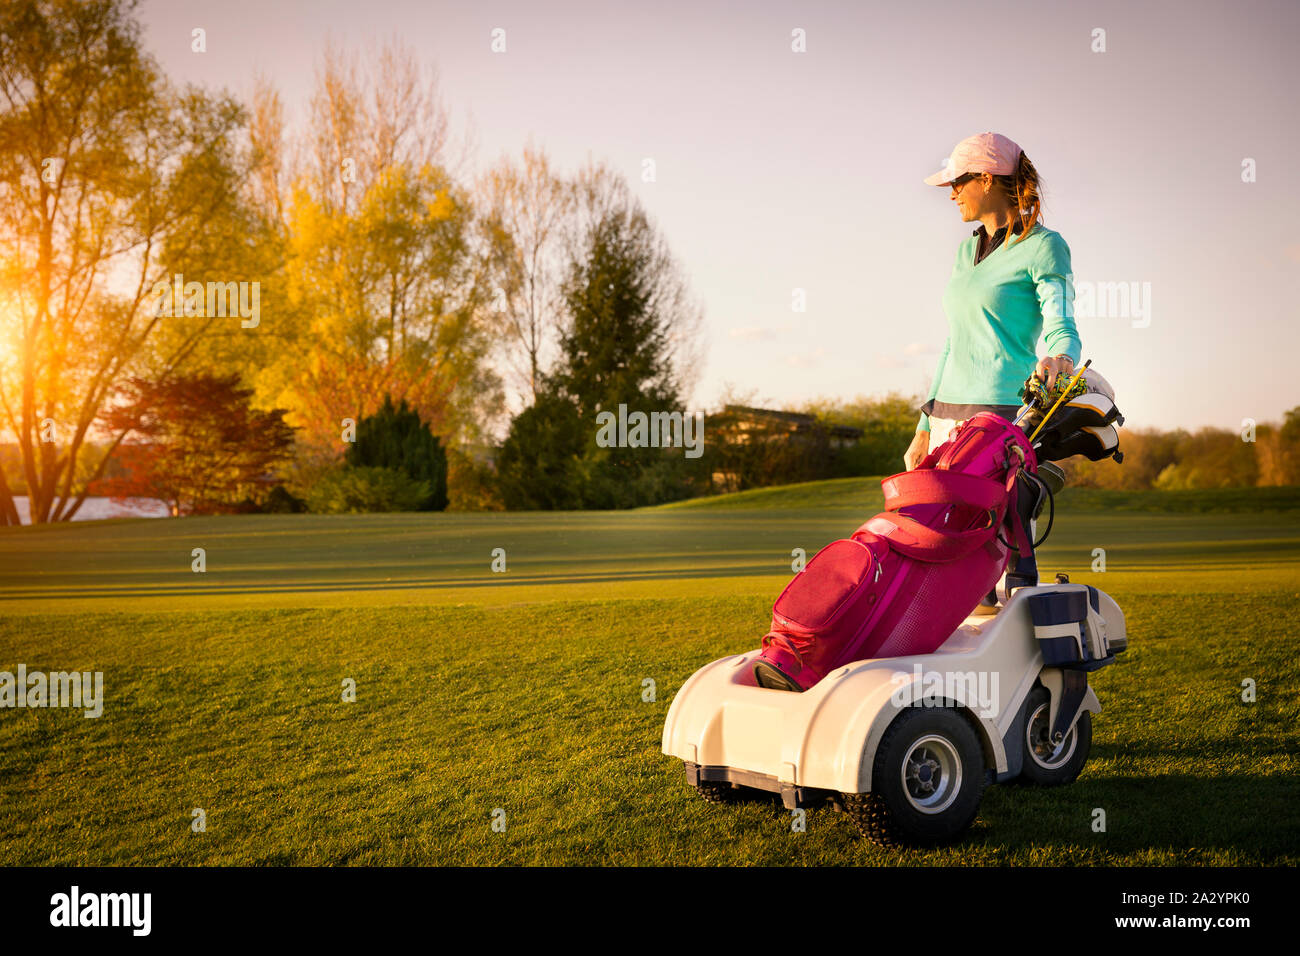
[11,496,170,523]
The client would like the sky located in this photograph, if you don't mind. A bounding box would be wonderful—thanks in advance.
[138,0,1300,433]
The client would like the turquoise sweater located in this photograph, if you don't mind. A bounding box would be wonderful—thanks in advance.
[917,224,1081,433]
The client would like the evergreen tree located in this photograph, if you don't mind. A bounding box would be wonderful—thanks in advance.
[345,396,449,511]
[491,175,704,511]
[494,393,586,510]
[550,209,678,415]
[546,208,689,508]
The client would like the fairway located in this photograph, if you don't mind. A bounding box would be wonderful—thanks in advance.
[2,479,1298,865]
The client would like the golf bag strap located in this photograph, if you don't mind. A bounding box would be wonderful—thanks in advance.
[1004,465,1035,560]
[881,469,1007,513]
[867,510,1002,563]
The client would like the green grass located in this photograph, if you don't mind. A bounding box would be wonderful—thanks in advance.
[655,476,1300,514]
[1,483,1298,865]
[650,476,888,512]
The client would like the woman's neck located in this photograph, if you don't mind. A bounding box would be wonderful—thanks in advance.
[979,207,1015,236]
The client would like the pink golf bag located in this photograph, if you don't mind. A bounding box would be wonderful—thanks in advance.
[753,412,1039,692]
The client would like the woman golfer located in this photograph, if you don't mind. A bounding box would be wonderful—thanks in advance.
[904,132,1081,470]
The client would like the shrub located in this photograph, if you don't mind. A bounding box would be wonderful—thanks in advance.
[262,485,308,514]
[306,466,432,514]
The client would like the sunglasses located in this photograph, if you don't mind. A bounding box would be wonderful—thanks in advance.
[949,173,979,191]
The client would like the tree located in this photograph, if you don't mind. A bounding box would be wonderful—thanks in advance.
[92,374,295,515]
[500,177,703,509]
[249,41,504,477]
[1063,427,1183,489]
[478,142,575,404]
[559,160,705,407]
[0,0,261,523]
[345,395,448,511]
[1265,407,1300,485]
[551,209,679,415]
[494,392,585,510]
[1151,427,1258,490]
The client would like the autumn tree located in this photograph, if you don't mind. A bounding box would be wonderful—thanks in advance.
[1255,408,1300,486]
[245,42,504,481]
[0,0,261,523]
[92,373,294,516]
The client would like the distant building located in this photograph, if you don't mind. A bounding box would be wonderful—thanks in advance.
[706,405,862,493]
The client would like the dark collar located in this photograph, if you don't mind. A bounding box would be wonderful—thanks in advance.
[972,221,1023,240]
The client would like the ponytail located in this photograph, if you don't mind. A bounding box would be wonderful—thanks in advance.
[992,151,1043,245]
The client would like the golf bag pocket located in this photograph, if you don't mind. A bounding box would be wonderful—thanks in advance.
[772,539,884,635]
[755,536,892,691]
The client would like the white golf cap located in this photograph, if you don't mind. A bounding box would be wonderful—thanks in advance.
[924,131,1023,186]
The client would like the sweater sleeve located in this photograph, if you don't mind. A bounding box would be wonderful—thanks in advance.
[1031,232,1082,366]
[917,334,951,433]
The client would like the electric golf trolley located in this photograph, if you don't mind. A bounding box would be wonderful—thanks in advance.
[662,362,1128,846]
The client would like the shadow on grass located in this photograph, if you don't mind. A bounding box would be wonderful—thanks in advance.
[969,772,1300,858]
[0,562,784,601]
[673,771,1300,863]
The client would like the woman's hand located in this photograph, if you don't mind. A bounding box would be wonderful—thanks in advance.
[904,431,929,471]
[1034,354,1075,390]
